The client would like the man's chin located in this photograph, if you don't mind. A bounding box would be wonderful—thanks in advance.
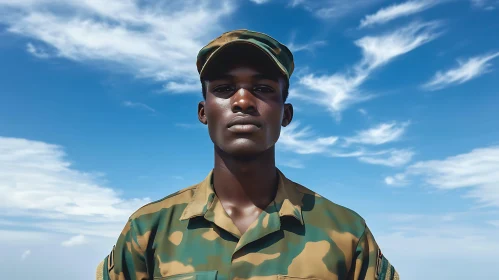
[218,142,269,160]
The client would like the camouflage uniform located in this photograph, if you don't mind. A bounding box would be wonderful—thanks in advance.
[97,29,398,280]
[96,170,398,280]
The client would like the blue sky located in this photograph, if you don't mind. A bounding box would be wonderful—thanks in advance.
[1,0,499,279]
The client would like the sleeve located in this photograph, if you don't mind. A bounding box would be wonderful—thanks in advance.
[349,226,399,280]
[96,219,149,280]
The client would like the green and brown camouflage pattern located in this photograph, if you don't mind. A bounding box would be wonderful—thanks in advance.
[97,169,399,280]
[197,29,295,80]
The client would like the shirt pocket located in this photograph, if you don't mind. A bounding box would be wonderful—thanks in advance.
[154,270,218,280]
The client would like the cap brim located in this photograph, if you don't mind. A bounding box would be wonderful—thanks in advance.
[199,40,289,79]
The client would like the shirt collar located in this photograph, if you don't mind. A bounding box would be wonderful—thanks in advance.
[179,168,304,225]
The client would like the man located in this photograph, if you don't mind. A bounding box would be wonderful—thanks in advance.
[96,29,399,280]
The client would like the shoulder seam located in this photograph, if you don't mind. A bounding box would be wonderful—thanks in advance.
[130,184,199,219]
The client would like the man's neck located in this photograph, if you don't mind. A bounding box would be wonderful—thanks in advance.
[212,146,278,210]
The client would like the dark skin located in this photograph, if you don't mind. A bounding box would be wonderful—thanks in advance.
[197,56,293,234]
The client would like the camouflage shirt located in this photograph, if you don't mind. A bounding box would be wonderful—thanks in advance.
[96,169,399,280]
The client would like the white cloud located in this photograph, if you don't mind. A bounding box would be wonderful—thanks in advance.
[122,101,156,113]
[471,0,498,9]
[471,0,486,6]
[0,136,150,238]
[61,234,87,247]
[296,21,441,118]
[358,108,368,115]
[278,122,338,154]
[423,51,499,91]
[385,173,409,186]
[307,0,383,20]
[1,230,53,242]
[0,0,233,93]
[289,0,306,7]
[297,72,371,120]
[359,0,437,28]
[372,211,499,280]
[285,31,327,54]
[356,21,441,70]
[278,159,305,169]
[250,0,270,3]
[386,146,499,207]
[163,81,201,94]
[381,210,499,225]
[378,226,499,259]
[21,249,31,260]
[26,42,50,58]
[488,220,499,227]
[175,123,203,129]
[278,121,413,167]
[345,121,410,145]
[287,40,327,53]
[359,149,414,167]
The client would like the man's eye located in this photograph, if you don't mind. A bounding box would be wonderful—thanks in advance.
[254,86,274,93]
[213,86,234,92]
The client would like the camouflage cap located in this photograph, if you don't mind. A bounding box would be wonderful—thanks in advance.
[197,29,294,80]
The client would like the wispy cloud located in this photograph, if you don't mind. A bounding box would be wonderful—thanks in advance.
[26,42,50,58]
[471,0,498,10]
[296,21,441,118]
[294,0,383,20]
[278,122,338,154]
[163,81,201,94]
[249,0,270,4]
[0,136,150,238]
[122,101,156,113]
[356,21,441,70]
[423,51,499,91]
[345,121,410,146]
[175,123,203,129]
[359,149,414,167]
[21,249,31,260]
[378,221,499,259]
[385,146,499,207]
[329,148,414,167]
[278,159,305,169]
[385,173,409,186]
[61,234,87,247]
[359,0,438,28]
[289,0,306,7]
[373,210,499,276]
[358,108,368,115]
[488,220,499,227]
[287,40,327,53]
[0,0,233,93]
[278,122,413,167]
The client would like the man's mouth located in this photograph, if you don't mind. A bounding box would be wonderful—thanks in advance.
[227,117,262,133]
[227,124,260,133]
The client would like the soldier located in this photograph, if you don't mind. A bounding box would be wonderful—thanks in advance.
[96,29,399,280]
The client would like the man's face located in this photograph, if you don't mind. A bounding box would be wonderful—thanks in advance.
[198,58,293,158]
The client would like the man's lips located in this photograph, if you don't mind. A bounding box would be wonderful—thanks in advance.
[227,117,262,133]
[227,117,262,128]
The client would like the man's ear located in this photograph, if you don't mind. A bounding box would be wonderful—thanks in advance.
[198,101,208,125]
[282,103,293,127]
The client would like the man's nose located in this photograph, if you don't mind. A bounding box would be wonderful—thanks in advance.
[231,87,257,114]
